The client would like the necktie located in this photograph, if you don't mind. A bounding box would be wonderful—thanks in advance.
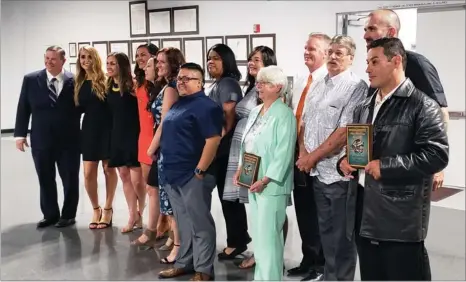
[49,78,57,103]
[295,74,313,136]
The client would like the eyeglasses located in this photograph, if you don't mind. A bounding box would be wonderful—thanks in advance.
[176,76,200,83]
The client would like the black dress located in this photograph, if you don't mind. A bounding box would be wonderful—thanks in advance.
[107,86,140,168]
[79,80,112,161]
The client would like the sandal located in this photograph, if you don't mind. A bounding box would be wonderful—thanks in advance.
[89,206,102,229]
[97,208,113,229]
[160,244,180,264]
[131,229,157,247]
[238,256,256,269]
[121,211,142,233]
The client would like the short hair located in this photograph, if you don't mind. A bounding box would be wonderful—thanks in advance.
[369,9,401,33]
[45,45,66,60]
[368,37,407,70]
[180,62,205,84]
[330,35,356,56]
[257,65,288,97]
[309,32,332,46]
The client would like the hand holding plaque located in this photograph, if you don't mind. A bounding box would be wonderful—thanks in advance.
[238,153,261,188]
[346,124,373,168]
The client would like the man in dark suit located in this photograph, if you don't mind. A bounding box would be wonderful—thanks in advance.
[14,45,81,228]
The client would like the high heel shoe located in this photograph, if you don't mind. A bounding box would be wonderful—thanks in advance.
[131,229,157,248]
[97,208,113,229]
[121,211,142,233]
[160,244,179,264]
[89,206,102,229]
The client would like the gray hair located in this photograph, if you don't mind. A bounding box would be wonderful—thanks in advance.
[330,35,356,56]
[309,32,332,47]
[45,45,66,60]
[257,65,288,97]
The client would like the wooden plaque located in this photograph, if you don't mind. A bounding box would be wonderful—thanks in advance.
[346,124,373,168]
[238,153,261,188]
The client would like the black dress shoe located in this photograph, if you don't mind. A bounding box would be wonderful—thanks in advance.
[55,218,76,228]
[37,218,59,228]
[301,270,324,281]
[287,265,311,276]
[217,246,247,260]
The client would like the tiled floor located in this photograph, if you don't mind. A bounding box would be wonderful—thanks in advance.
[1,137,465,280]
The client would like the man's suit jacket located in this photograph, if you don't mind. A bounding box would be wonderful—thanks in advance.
[239,99,297,196]
[14,69,81,151]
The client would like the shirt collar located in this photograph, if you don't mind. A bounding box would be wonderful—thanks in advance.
[310,64,328,81]
[180,89,205,99]
[324,68,351,86]
[376,78,406,104]
[46,69,64,82]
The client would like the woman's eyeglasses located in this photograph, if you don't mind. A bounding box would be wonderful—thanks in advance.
[176,76,200,84]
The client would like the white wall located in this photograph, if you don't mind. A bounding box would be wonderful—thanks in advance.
[0,0,441,130]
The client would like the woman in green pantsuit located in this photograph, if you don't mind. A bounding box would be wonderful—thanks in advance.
[234,65,297,281]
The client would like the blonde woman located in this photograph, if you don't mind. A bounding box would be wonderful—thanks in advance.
[74,46,118,229]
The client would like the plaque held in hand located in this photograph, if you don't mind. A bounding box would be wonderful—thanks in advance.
[238,153,261,188]
[346,124,373,168]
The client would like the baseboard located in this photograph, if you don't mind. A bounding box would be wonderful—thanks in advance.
[0,129,31,134]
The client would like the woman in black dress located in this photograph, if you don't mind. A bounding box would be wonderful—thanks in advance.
[74,45,117,229]
[106,52,145,233]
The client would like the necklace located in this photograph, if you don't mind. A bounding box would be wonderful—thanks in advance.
[112,83,120,92]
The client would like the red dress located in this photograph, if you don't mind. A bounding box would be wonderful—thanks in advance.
[135,84,154,165]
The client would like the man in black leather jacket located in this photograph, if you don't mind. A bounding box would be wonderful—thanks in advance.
[337,38,449,281]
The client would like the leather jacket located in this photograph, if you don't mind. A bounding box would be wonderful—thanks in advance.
[337,78,449,242]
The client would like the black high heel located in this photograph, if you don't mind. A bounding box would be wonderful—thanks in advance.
[97,208,113,229]
[89,206,102,229]
[217,245,248,260]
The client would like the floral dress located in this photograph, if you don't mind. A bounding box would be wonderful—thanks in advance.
[151,82,175,215]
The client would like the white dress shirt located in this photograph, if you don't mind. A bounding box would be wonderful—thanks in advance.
[359,79,406,187]
[291,64,328,113]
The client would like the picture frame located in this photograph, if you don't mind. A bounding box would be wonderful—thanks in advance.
[225,35,249,64]
[205,36,224,56]
[92,41,109,72]
[172,5,199,35]
[78,42,91,51]
[250,33,276,52]
[148,8,172,36]
[129,0,148,37]
[238,63,248,86]
[161,38,183,52]
[238,153,261,188]
[150,38,161,49]
[131,39,149,63]
[69,63,76,75]
[183,37,205,71]
[346,124,373,168]
[109,40,130,56]
[68,43,77,58]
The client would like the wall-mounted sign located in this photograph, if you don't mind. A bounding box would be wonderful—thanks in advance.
[378,1,451,9]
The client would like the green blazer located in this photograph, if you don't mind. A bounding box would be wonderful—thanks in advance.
[239,99,297,196]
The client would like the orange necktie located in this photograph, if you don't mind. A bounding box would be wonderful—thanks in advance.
[296,75,313,136]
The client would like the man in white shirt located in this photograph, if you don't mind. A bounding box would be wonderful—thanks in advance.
[14,45,81,228]
[287,32,330,281]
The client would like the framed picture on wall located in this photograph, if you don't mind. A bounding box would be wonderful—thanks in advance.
[250,34,276,52]
[172,5,199,35]
[183,37,205,70]
[69,63,76,75]
[161,38,183,52]
[238,64,248,86]
[150,38,161,48]
[92,41,109,72]
[69,43,77,58]
[225,35,249,64]
[131,39,149,63]
[148,8,172,36]
[129,1,148,37]
[205,36,223,56]
[109,40,130,56]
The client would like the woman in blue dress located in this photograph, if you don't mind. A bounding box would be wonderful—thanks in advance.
[146,47,186,264]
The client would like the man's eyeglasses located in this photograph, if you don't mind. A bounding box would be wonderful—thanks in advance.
[176,76,200,84]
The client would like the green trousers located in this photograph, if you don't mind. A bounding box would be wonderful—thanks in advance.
[249,192,288,281]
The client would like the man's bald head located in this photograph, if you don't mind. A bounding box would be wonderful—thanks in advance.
[363,9,400,49]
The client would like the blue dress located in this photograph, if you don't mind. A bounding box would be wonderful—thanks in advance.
[151,82,176,216]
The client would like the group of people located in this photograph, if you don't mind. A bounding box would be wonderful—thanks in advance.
[14,8,449,281]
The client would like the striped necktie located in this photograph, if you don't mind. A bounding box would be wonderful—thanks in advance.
[49,77,58,103]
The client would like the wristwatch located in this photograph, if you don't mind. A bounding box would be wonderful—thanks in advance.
[194,167,205,176]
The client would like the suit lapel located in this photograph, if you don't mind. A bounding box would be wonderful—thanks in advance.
[36,69,48,93]
[59,71,73,96]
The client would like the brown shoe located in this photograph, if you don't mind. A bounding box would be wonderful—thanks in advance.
[158,268,191,279]
[190,272,213,281]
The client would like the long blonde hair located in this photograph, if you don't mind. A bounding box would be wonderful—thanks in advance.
[74,46,107,105]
